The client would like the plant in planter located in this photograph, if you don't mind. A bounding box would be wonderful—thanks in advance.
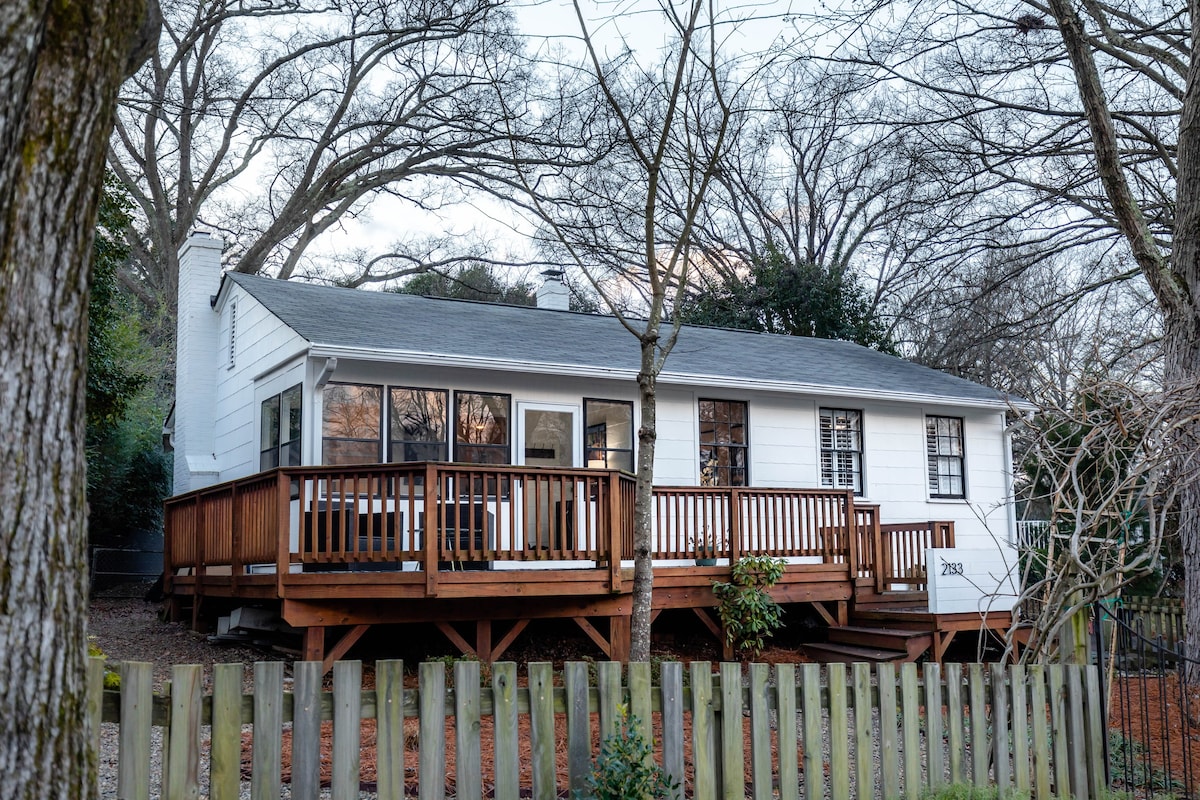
[688,528,728,565]
[711,554,787,657]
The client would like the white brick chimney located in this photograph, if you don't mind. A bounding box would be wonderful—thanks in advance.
[537,269,569,311]
[173,231,223,493]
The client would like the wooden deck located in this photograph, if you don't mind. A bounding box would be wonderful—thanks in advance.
[164,463,1003,667]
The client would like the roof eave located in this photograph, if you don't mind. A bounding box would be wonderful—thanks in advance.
[306,344,1026,412]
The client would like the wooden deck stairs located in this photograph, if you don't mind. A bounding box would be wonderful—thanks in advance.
[803,624,934,663]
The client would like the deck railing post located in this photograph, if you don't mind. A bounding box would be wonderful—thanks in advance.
[874,511,887,593]
[844,491,858,575]
[194,494,206,608]
[424,462,439,597]
[230,480,241,593]
[607,471,622,592]
[728,489,740,564]
[276,469,290,597]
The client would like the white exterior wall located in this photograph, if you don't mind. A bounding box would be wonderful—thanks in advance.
[211,284,308,481]
[173,233,223,493]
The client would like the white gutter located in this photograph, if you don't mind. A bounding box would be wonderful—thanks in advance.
[305,344,1032,412]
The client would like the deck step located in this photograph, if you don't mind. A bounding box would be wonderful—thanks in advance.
[828,625,933,658]
[803,642,910,664]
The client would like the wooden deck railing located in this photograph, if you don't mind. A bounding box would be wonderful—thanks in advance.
[164,463,954,598]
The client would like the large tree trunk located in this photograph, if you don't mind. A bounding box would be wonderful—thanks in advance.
[0,2,155,797]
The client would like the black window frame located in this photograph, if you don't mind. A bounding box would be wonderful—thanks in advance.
[453,390,512,465]
[819,407,864,496]
[259,383,302,471]
[321,381,384,465]
[698,398,749,487]
[583,397,635,473]
[387,386,449,463]
[926,415,967,499]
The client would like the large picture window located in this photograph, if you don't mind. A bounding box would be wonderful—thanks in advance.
[584,399,634,472]
[455,392,510,464]
[926,416,966,498]
[698,399,748,486]
[389,387,448,462]
[259,384,302,470]
[322,383,382,465]
[820,408,863,494]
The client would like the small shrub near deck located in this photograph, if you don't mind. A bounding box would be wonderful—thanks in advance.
[712,555,786,657]
[582,705,677,800]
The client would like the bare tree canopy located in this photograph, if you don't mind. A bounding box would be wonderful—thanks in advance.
[111,0,554,315]
[0,0,158,796]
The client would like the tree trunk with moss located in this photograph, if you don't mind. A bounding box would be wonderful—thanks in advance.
[0,1,155,797]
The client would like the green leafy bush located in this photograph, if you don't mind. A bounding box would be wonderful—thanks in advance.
[711,555,786,657]
[919,784,1028,800]
[582,705,677,800]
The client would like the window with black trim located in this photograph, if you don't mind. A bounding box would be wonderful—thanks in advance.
[698,399,748,486]
[389,387,448,462]
[321,383,382,465]
[926,416,966,498]
[259,383,302,470]
[455,392,510,464]
[584,398,634,472]
[819,408,863,494]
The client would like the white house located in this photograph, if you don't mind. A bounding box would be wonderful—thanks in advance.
[163,231,1026,662]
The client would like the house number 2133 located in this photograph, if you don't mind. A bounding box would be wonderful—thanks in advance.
[941,561,964,576]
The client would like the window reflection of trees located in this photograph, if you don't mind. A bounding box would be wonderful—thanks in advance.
[323,384,381,439]
[457,393,508,445]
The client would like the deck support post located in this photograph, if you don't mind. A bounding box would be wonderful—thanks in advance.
[303,626,325,663]
[609,615,631,663]
[475,620,492,663]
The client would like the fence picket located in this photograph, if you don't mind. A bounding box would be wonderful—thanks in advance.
[720,662,744,800]
[87,656,105,798]
[564,661,590,796]
[827,663,850,800]
[877,663,900,800]
[944,664,965,785]
[598,661,622,739]
[166,664,202,800]
[660,661,685,800]
[1084,666,1106,800]
[1010,664,1030,794]
[375,659,406,800]
[492,662,519,800]
[1066,666,1089,800]
[776,664,800,800]
[1048,665,1071,798]
[923,663,944,790]
[629,661,652,751]
[210,663,242,800]
[292,661,322,800]
[251,661,283,800]
[118,661,153,800]
[528,662,556,800]
[690,662,717,800]
[900,663,920,800]
[968,663,988,786]
[419,661,446,800]
[455,660,482,800]
[802,663,824,800]
[1029,664,1051,798]
[990,663,1011,792]
[852,662,874,800]
[333,660,362,800]
[749,663,772,800]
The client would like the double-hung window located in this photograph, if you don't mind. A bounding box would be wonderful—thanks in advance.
[259,384,302,470]
[819,408,863,494]
[388,387,448,462]
[926,416,966,498]
[698,399,748,486]
[584,399,634,472]
[455,392,511,464]
[321,383,383,465]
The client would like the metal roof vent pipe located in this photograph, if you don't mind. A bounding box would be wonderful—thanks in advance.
[536,269,570,311]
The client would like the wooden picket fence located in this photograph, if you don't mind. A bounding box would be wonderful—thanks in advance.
[91,658,1107,800]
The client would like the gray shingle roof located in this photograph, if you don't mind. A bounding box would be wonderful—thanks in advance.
[226,272,1020,408]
